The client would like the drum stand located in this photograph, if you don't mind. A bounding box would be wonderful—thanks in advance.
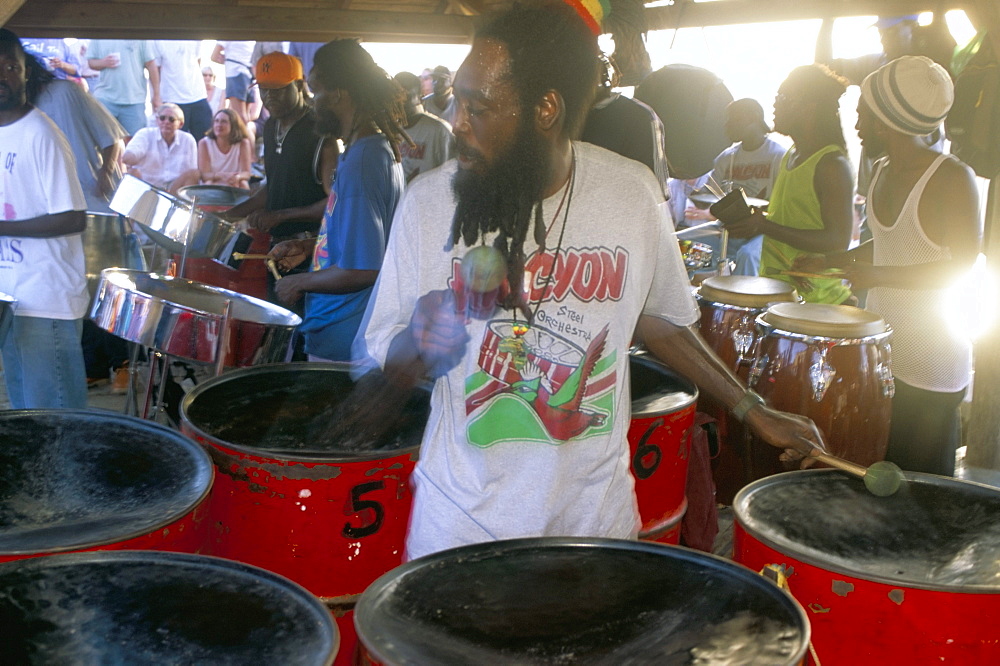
[122,298,234,424]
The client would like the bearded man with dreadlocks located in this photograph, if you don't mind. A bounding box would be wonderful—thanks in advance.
[360,2,826,561]
[269,39,408,362]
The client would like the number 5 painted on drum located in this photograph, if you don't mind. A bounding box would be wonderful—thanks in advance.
[343,481,386,538]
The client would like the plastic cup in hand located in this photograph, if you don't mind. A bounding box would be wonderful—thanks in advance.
[456,245,506,319]
[108,52,121,67]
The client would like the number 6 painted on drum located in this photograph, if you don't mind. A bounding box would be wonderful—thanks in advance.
[343,481,385,538]
[632,417,664,480]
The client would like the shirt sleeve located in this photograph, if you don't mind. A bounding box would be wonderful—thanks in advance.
[641,201,699,326]
[335,145,395,270]
[123,128,149,160]
[359,193,421,369]
[182,132,198,171]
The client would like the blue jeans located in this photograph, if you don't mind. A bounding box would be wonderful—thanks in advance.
[2,316,87,409]
[96,99,147,136]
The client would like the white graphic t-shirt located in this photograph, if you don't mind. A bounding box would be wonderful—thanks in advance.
[364,143,698,560]
[0,109,88,319]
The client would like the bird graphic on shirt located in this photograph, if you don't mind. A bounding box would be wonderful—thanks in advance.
[505,325,609,441]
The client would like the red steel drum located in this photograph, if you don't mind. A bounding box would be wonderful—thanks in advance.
[628,354,698,544]
[0,551,337,665]
[0,410,212,562]
[180,363,430,666]
[747,303,894,481]
[177,185,268,300]
[696,276,798,503]
[733,470,1000,664]
[356,537,810,665]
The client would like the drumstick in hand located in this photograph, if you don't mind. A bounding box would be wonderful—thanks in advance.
[266,259,282,281]
[232,252,271,260]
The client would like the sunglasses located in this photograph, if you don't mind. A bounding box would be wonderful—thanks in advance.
[157,115,179,122]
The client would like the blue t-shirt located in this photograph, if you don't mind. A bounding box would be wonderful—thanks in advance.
[301,134,403,361]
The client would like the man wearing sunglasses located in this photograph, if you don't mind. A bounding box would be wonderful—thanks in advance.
[121,102,198,194]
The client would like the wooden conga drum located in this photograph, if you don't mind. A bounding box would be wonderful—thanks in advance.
[747,303,894,480]
[696,276,798,503]
[734,470,1000,664]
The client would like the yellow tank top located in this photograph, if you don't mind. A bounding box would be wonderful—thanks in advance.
[759,145,852,304]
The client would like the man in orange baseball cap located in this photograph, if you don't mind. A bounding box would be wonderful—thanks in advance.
[225,51,338,320]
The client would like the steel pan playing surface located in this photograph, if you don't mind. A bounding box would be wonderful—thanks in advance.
[0,551,337,665]
[0,410,212,559]
[356,537,809,665]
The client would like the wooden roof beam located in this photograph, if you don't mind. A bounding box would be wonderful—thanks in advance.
[5,1,476,44]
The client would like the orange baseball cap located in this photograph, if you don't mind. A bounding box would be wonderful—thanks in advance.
[256,52,304,89]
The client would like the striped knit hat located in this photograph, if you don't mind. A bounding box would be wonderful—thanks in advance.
[860,56,954,136]
[564,0,612,35]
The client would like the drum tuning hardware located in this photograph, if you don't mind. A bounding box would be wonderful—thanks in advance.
[748,354,768,387]
[732,315,756,366]
[877,343,895,398]
[809,350,836,402]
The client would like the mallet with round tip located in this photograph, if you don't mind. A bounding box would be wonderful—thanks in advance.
[809,448,904,497]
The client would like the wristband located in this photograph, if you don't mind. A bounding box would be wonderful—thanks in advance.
[732,389,765,422]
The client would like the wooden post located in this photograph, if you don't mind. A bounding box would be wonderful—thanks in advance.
[965,176,1000,470]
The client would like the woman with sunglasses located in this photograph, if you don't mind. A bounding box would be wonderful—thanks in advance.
[198,108,253,189]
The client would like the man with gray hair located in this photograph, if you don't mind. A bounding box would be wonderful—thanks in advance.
[797,55,981,476]
[122,103,198,193]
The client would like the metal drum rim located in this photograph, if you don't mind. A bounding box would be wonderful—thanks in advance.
[0,549,338,666]
[99,268,303,326]
[0,409,214,556]
[733,469,1000,594]
[755,315,893,346]
[180,362,423,463]
[628,352,699,417]
[355,536,810,666]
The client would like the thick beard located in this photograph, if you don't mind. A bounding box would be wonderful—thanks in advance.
[450,117,550,256]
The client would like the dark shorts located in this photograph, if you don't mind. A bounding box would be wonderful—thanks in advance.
[226,72,252,100]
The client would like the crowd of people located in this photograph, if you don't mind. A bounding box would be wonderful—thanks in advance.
[0,1,984,558]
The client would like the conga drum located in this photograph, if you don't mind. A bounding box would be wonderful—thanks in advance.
[180,363,430,665]
[355,537,811,665]
[628,354,698,544]
[0,551,337,664]
[0,410,212,562]
[734,470,1000,664]
[696,276,798,503]
[747,302,894,480]
[177,185,269,300]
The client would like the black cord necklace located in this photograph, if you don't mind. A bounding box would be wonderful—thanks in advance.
[513,150,576,336]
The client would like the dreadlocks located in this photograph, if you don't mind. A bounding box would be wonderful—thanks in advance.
[311,40,411,162]
[448,2,601,311]
[782,64,850,150]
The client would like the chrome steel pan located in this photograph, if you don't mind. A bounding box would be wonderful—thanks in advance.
[89,269,301,366]
[177,185,251,210]
[110,175,250,260]
[82,212,147,298]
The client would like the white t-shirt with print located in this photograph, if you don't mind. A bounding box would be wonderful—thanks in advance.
[0,109,88,319]
[710,137,787,201]
[363,142,699,560]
